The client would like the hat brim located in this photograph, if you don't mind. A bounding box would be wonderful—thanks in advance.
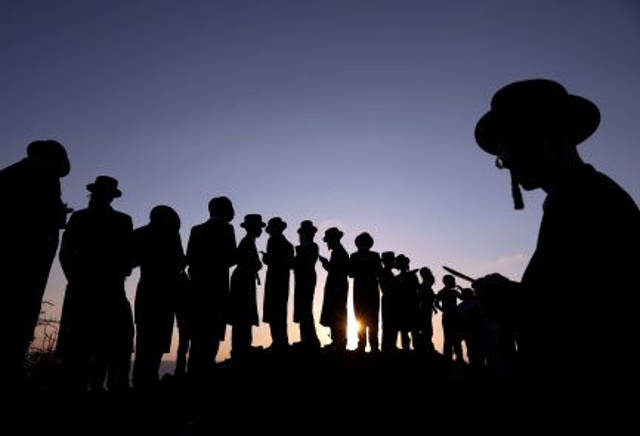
[474,94,600,155]
[86,183,122,198]
[298,226,318,234]
[266,223,287,233]
[241,221,266,229]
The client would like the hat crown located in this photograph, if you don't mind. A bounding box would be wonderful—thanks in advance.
[491,79,568,113]
[298,220,317,234]
[87,175,121,197]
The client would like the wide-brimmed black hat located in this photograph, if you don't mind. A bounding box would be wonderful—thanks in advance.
[354,232,374,250]
[266,217,287,234]
[323,227,343,242]
[87,175,122,198]
[474,79,600,155]
[298,220,318,235]
[241,214,266,229]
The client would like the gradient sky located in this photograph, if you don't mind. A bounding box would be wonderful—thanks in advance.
[2,0,639,361]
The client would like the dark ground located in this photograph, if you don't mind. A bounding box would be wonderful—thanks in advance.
[15,347,622,435]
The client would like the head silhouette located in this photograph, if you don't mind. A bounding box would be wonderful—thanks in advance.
[461,288,475,300]
[395,254,410,272]
[87,175,121,207]
[208,196,234,222]
[420,267,435,286]
[354,232,374,251]
[323,227,343,250]
[443,274,456,288]
[241,214,266,238]
[475,79,600,204]
[27,140,70,178]
[381,251,395,268]
[150,205,181,231]
[297,220,317,244]
[266,217,287,236]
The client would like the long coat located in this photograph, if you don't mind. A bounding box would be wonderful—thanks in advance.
[0,158,67,348]
[518,164,640,378]
[229,235,261,327]
[186,219,237,341]
[379,267,396,329]
[320,244,350,327]
[395,271,420,330]
[57,206,134,358]
[133,224,186,353]
[349,250,381,325]
[293,242,319,323]
[263,234,294,324]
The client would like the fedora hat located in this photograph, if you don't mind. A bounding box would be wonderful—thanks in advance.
[323,227,343,242]
[87,175,122,198]
[474,79,600,155]
[297,220,318,235]
[241,214,266,229]
[266,217,287,234]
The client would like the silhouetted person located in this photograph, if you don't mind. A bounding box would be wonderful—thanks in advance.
[0,140,70,384]
[229,214,265,358]
[319,227,349,351]
[393,255,418,350]
[57,176,133,392]
[292,220,321,349]
[417,267,437,352]
[262,217,294,352]
[435,275,463,362]
[349,232,381,352]
[379,251,398,352]
[456,288,489,369]
[473,79,640,383]
[132,205,186,388]
[186,196,237,375]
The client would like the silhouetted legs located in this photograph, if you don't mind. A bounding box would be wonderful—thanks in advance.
[356,312,379,352]
[299,316,320,348]
[442,314,463,361]
[133,348,163,388]
[269,318,289,350]
[175,328,190,377]
[188,335,219,376]
[231,324,252,358]
[329,321,347,350]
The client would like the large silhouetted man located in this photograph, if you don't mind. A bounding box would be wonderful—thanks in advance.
[435,275,463,362]
[293,220,321,348]
[349,232,381,352]
[473,79,640,382]
[319,227,349,351]
[58,176,134,392]
[229,214,265,358]
[262,217,294,351]
[186,196,237,375]
[0,140,70,384]
[132,205,186,388]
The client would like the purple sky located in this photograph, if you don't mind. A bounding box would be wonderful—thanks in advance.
[2,0,639,360]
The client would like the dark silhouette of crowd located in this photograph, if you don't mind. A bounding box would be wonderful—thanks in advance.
[2,79,639,393]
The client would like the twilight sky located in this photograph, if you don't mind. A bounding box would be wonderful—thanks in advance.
[2,0,639,360]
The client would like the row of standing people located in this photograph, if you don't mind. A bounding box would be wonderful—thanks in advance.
[56,177,477,390]
[0,141,487,392]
